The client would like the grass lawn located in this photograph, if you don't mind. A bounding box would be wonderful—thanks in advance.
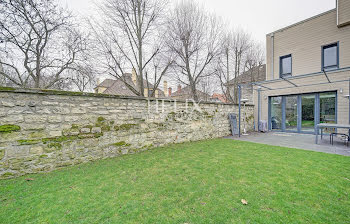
[1,139,349,223]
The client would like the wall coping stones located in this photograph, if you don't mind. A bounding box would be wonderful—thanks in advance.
[0,86,254,106]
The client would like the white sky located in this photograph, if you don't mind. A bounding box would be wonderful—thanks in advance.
[59,0,336,44]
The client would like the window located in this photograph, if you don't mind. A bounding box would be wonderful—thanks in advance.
[279,54,292,77]
[322,43,338,71]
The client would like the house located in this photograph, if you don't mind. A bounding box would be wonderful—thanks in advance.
[210,93,227,103]
[94,69,168,98]
[253,0,350,134]
[226,64,266,104]
[170,85,211,102]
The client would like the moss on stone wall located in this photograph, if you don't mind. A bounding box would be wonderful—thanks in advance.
[0,125,21,133]
[42,136,77,144]
[96,117,112,131]
[0,149,4,160]
[111,141,131,147]
[114,124,138,131]
[47,143,63,150]
[1,172,14,178]
[97,117,106,122]
[18,139,40,145]
[0,87,16,91]
[246,114,254,122]
[83,125,93,129]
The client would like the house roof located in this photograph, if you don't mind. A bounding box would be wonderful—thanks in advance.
[226,64,266,86]
[96,73,165,97]
[211,93,227,103]
[171,85,210,100]
[97,78,120,88]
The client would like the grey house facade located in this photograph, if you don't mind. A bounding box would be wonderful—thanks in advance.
[253,0,350,134]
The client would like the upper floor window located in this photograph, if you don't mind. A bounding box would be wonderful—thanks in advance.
[280,54,292,78]
[322,43,339,71]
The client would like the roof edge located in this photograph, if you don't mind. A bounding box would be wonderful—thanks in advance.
[266,8,336,36]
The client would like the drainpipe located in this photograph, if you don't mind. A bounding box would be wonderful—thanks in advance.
[271,33,274,80]
[258,88,261,131]
[238,85,241,138]
[349,79,350,124]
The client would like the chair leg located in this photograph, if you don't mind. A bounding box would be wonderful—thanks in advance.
[331,134,333,145]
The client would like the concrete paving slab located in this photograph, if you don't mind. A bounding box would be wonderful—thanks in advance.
[226,132,350,156]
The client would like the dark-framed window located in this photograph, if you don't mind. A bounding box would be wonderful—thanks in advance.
[322,42,339,71]
[279,54,292,78]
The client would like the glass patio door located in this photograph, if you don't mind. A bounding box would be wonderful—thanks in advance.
[319,92,337,133]
[269,92,336,134]
[285,96,298,131]
[301,94,316,133]
[270,96,282,130]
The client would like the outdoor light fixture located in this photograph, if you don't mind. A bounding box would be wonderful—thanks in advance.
[241,99,249,136]
[340,88,343,93]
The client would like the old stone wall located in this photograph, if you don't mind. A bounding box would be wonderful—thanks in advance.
[0,88,254,178]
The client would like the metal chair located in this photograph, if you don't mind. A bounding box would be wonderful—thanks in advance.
[330,133,349,146]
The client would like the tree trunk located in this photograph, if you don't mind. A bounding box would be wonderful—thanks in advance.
[137,1,144,96]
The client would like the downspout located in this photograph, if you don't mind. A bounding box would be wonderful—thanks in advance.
[271,33,275,80]
[349,79,350,124]
[336,0,339,26]
[238,85,241,138]
[258,88,261,131]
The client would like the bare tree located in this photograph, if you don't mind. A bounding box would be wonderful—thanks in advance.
[144,46,174,97]
[231,29,252,103]
[92,0,172,97]
[68,64,96,92]
[214,30,234,102]
[0,0,87,89]
[166,0,223,101]
[244,42,265,83]
[214,28,264,104]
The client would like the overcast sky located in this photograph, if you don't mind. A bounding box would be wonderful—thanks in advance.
[59,0,336,44]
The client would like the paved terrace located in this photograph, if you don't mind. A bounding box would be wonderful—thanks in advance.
[227,132,350,156]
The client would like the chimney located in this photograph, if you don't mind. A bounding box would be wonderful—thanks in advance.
[132,68,137,85]
[163,81,168,97]
[97,78,101,85]
[177,84,181,92]
[168,87,172,97]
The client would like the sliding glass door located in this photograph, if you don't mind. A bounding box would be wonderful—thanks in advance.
[270,96,282,130]
[285,96,298,131]
[301,94,316,132]
[269,92,336,134]
[320,92,336,124]
[319,92,336,133]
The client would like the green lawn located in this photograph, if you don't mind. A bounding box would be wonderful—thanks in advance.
[1,139,349,224]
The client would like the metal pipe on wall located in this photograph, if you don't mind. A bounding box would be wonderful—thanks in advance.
[238,85,241,138]
[258,88,261,131]
[271,33,274,80]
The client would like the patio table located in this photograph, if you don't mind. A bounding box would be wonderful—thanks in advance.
[315,123,350,144]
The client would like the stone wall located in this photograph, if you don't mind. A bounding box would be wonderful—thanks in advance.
[0,88,254,178]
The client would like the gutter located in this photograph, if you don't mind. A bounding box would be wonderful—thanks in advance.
[253,66,350,86]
